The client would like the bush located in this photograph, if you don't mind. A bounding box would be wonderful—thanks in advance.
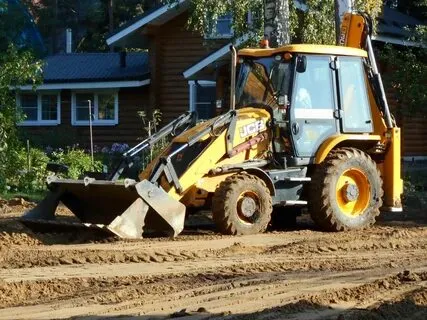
[51,148,103,179]
[380,45,427,115]
[0,46,42,192]
[6,147,49,193]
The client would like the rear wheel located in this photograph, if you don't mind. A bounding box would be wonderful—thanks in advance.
[212,172,272,235]
[309,148,383,231]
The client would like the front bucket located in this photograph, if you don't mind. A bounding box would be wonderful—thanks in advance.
[22,178,186,239]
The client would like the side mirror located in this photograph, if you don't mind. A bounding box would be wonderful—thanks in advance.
[296,56,307,73]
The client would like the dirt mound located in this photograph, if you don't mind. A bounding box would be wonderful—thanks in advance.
[0,231,41,248]
[338,289,427,320]
[0,197,34,216]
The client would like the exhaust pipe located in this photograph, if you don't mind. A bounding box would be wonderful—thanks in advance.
[230,45,237,111]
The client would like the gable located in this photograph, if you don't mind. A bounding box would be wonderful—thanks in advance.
[106,0,189,48]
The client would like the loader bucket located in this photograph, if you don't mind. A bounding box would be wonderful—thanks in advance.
[22,178,186,239]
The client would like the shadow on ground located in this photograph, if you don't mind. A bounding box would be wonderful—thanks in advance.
[67,295,427,319]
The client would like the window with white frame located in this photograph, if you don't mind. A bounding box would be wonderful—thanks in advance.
[17,92,61,126]
[72,91,118,126]
[189,81,216,120]
[206,14,233,39]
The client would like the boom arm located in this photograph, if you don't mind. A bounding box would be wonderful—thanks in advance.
[109,111,197,181]
[339,12,402,211]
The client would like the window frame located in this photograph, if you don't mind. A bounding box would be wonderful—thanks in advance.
[188,80,217,119]
[16,91,61,126]
[71,90,119,126]
[205,14,234,39]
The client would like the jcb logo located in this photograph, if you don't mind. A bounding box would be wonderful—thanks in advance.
[239,120,266,138]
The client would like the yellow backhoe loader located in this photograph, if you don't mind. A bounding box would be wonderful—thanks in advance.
[22,12,403,238]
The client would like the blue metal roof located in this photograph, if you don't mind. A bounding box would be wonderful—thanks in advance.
[377,6,425,38]
[42,52,150,83]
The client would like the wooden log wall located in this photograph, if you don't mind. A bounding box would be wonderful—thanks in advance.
[20,87,150,148]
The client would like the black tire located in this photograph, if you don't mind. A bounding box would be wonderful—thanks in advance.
[212,172,273,235]
[309,148,383,231]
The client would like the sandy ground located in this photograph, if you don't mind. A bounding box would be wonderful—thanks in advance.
[0,196,426,320]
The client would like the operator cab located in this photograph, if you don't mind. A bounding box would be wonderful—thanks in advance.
[236,45,374,166]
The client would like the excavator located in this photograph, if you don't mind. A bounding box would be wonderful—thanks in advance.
[22,12,403,238]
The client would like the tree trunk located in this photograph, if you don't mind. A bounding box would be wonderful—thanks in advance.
[52,0,58,54]
[264,0,290,47]
[334,0,352,44]
[108,0,114,34]
[108,0,114,52]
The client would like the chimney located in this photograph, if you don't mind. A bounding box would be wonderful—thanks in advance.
[66,28,72,53]
[120,51,127,68]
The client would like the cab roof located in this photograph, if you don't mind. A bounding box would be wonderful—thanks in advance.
[238,44,368,58]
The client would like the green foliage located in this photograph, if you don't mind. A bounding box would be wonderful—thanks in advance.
[380,45,427,115]
[0,45,42,192]
[2,146,103,193]
[299,0,382,44]
[6,148,50,193]
[171,0,383,45]
[51,148,103,179]
[137,108,170,169]
[299,0,335,44]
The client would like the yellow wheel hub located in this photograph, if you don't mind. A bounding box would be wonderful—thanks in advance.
[336,168,370,217]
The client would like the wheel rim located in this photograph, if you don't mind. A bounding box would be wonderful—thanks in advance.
[336,168,371,217]
[237,191,260,224]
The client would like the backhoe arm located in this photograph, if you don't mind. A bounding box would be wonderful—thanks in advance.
[339,12,403,211]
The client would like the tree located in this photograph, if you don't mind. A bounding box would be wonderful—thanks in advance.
[0,46,42,191]
[176,0,383,47]
[264,0,290,47]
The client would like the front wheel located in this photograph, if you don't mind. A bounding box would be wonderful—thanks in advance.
[212,172,272,235]
[309,148,383,231]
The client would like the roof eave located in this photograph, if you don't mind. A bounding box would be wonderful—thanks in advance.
[183,33,253,79]
[106,0,188,47]
[372,35,426,48]
[13,79,151,91]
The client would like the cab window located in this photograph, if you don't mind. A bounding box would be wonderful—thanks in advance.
[292,56,335,110]
[236,62,278,108]
[338,57,373,133]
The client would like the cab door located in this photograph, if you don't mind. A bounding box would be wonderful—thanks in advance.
[337,57,374,133]
[290,55,339,158]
